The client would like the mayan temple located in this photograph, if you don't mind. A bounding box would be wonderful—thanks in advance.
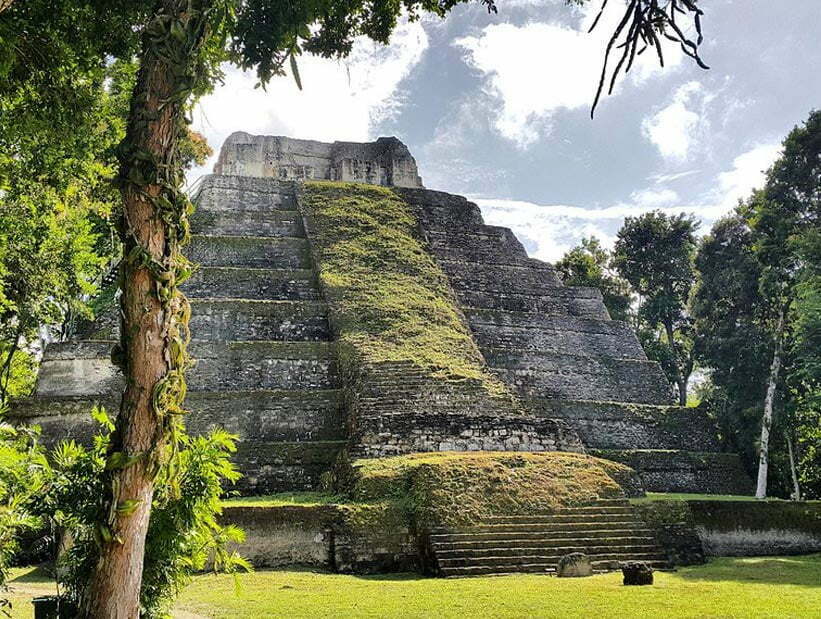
[11,133,758,574]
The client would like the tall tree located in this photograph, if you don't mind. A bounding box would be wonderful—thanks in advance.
[613,211,698,405]
[691,214,771,474]
[743,110,821,499]
[790,227,821,498]
[555,236,634,322]
[4,1,711,613]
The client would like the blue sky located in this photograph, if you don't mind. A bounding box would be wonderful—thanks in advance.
[191,0,821,261]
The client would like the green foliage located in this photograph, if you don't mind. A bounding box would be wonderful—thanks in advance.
[691,110,821,499]
[0,420,49,614]
[0,22,137,405]
[555,236,633,322]
[337,451,628,528]
[614,211,698,404]
[691,214,771,466]
[301,182,508,394]
[42,411,249,618]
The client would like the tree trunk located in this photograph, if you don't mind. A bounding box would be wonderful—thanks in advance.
[663,320,687,405]
[786,432,801,501]
[0,0,15,14]
[85,2,210,615]
[677,377,687,406]
[0,327,22,404]
[755,305,785,500]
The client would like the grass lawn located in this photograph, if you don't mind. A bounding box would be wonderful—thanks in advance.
[6,555,820,618]
[223,491,340,508]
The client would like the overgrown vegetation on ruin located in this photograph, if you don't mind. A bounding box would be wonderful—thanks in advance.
[301,182,508,396]
[339,451,629,527]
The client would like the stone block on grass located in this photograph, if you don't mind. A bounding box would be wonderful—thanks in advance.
[622,561,654,585]
[557,553,592,578]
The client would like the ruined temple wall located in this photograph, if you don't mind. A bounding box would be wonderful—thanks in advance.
[214,133,424,188]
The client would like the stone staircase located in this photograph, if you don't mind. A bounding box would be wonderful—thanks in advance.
[173,176,347,493]
[428,499,670,577]
[15,175,346,495]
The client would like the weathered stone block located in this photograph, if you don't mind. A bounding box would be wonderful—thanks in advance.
[187,299,331,341]
[191,208,304,237]
[183,267,320,301]
[527,399,722,451]
[557,552,593,577]
[622,561,654,585]
[591,450,753,495]
[188,235,312,269]
[213,133,423,187]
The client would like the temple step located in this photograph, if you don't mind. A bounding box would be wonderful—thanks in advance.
[188,299,331,342]
[188,235,311,269]
[191,208,304,237]
[182,267,321,301]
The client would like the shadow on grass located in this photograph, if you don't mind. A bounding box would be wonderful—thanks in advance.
[9,564,55,585]
[678,555,821,587]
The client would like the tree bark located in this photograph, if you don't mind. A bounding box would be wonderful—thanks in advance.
[0,0,15,14]
[786,432,801,501]
[663,320,687,406]
[85,2,210,615]
[0,326,23,404]
[755,305,785,500]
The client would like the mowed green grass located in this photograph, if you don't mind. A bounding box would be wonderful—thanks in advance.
[6,555,820,618]
[175,555,821,619]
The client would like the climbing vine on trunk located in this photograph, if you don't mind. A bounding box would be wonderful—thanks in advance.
[86,2,214,615]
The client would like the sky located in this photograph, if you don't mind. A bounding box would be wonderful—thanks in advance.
[189,0,821,262]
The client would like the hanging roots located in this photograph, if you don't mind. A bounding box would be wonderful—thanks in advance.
[115,3,213,488]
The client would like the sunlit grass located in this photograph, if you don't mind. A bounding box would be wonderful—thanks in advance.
[6,555,820,618]
[173,554,821,619]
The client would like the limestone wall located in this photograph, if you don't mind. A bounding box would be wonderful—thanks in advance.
[220,505,419,573]
[636,500,821,559]
[214,133,423,187]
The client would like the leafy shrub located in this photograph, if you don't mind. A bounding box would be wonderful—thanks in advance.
[41,409,249,618]
[0,419,49,615]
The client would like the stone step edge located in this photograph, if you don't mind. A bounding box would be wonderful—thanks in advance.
[187,298,328,310]
[434,544,662,556]
[431,536,659,549]
[524,398,692,413]
[466,308,631,331]
[439,561,671,577]
[193,207,301,217]
[456,286,602,300]
[485,349,659,367]
[436,257,558,273]
[188,266,316,276]
[42,340,337,360]
[190,233,309,243]
[437,553,667,566]
[10,388,345,418]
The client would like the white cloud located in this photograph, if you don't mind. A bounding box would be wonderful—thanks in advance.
[455,5,684,147]
[187,21,428,183]
[715,142,781,208]
[471,142,782,262]
[641,81,711,161]
[630,187,679,207]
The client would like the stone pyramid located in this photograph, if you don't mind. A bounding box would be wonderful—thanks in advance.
[11,133,752,496]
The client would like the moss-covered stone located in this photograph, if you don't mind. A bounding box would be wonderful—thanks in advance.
[337,451,632,528]
[300,181,508,394]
